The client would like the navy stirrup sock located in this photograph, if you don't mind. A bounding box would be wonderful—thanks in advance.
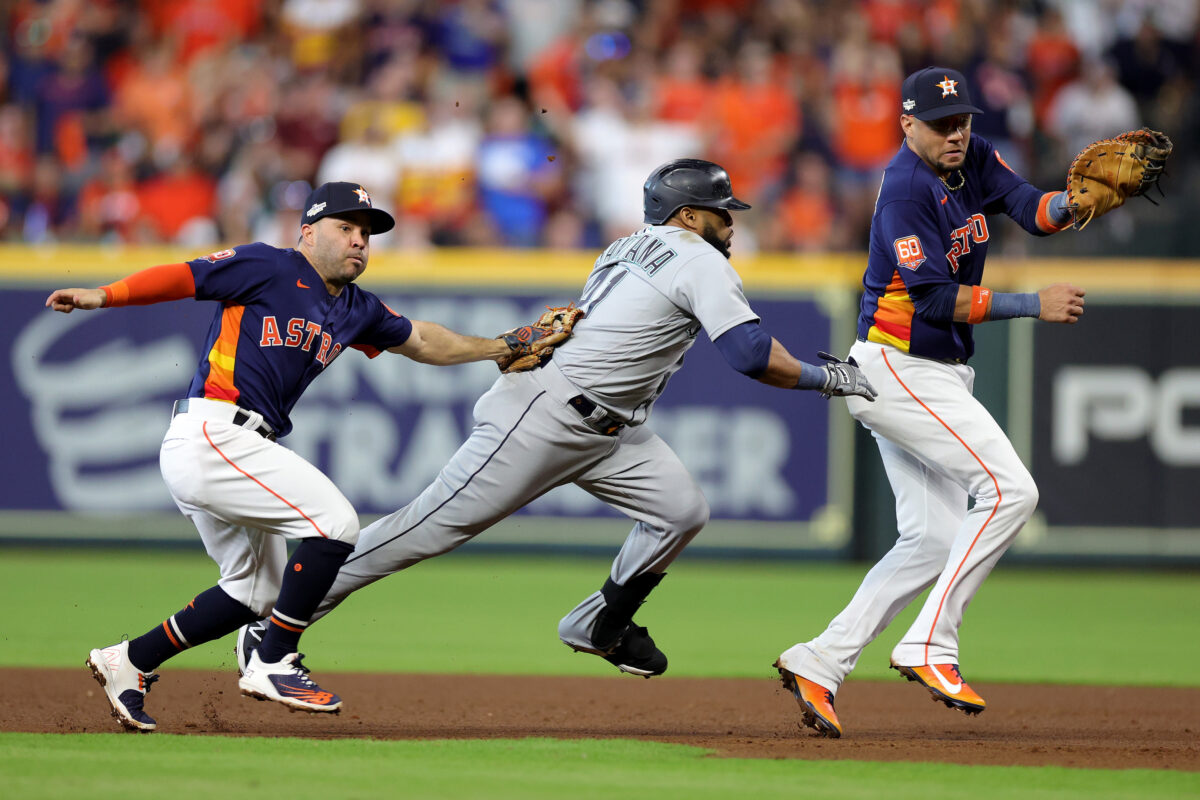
[127,586,259,672]
[256,538,353,663]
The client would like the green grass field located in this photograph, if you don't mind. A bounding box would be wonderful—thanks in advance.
[3,547,1198,799]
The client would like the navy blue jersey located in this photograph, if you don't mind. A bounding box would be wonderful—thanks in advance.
[857,134,1047,362]
[184,243,412,436]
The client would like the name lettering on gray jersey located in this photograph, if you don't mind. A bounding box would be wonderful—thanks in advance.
[600,231,677,276]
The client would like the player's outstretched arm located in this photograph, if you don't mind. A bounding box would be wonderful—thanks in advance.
[45,263,196,313]
[712,323,876,401]
[946,283,1084,324]
[45,288,106,312]
[758,340,876,400]
[389,319,511,365]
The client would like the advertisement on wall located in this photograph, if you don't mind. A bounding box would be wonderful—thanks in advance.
[2,287,844,550]
[1030,301,1200,558]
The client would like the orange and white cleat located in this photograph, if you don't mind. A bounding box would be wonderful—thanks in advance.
[890,660,986,715]
[774,659,843,738]
[86,640,159,731]
[239,651,342,713]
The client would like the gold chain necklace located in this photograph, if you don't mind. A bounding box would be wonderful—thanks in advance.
[939,169,965,191]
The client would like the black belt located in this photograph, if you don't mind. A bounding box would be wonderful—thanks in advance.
[172,399,276,441]
[567,395,623,436]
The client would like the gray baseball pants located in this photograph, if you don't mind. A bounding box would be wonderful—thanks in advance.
[313,361,709,650]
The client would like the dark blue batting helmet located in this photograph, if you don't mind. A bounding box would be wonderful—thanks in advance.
[642,159,751,225]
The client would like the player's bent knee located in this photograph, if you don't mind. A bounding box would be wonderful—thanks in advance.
[221,578,279,618]
[669,490,710,537]
[324,511,360,546]
[1005,472,1039,520]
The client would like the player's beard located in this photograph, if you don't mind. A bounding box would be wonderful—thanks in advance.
[700,221,732,259]
[315,243,365,289]
[937,151,965,173]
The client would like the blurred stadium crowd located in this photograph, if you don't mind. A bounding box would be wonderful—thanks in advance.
[1,0,1196,256]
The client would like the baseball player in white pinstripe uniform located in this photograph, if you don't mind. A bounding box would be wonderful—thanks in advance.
[775,67,1088,738]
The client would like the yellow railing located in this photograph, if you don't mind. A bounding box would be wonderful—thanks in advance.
[7,244,1200,294]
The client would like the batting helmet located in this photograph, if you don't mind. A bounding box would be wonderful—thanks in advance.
[642,159,751,225]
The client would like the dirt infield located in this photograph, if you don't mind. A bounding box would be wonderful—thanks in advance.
[10,668,1199,770]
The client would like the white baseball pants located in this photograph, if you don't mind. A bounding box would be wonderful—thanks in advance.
[780,341,1037,692]
[159,399,359,616]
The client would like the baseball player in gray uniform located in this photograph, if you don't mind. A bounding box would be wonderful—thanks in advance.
[235,158,876,678]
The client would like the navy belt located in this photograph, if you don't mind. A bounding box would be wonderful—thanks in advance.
[172,399,276,441]
[567,395,623,436]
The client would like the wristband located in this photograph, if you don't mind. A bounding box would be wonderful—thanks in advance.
[793,361,827,390]
[967,286,992,324]
[988,291,1041,320]
[1047,190,1072,224]
[1036,191,1072,233]
[101,282,127,307]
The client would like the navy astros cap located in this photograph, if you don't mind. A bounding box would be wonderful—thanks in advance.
[901,67,984,121]
[301,181,396,234]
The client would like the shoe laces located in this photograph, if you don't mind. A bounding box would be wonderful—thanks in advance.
[128,673,158,706]
[286,654,320,688]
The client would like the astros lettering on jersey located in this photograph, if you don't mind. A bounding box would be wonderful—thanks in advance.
[858,136,1029,363]
[184,242,412,437]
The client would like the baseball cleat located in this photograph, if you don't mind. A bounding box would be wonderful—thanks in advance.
[774,660,842,738]
[86,640,159,732]
[234,619,268,676]
[565,624,667,678]
[239,651,342,713]
[890,660,986,715]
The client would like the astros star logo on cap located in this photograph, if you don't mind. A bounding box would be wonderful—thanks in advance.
[354,186,371,205]
[936,76,958,98]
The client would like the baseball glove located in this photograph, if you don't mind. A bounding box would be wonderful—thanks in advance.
[1065,127,1172,230]
[496,303,585,373]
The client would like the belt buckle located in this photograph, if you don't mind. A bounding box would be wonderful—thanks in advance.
[568,394,622,436]
[174,398,275,440]
[597,419,621,436]
[235,409,275,440]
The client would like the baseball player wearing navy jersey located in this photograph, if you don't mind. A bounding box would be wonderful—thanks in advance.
[775,68,1088,738]
[233,159,877,680]
[49,182,516,731]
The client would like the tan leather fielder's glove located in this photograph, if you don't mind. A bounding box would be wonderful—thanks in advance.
[496,304,585,373]
[1065,128,1172,230]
